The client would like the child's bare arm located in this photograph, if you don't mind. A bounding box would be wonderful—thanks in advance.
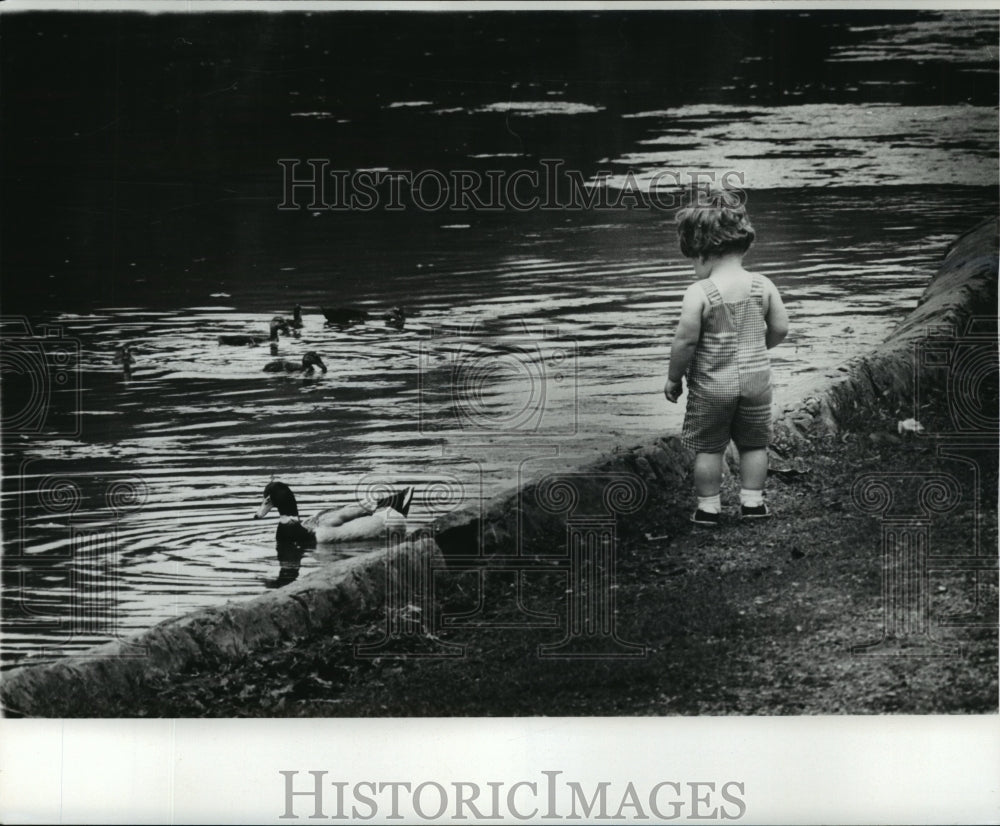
[764,279,789,349]
[664,284,704,401]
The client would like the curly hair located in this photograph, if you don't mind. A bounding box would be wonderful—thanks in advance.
[675,190,755,260]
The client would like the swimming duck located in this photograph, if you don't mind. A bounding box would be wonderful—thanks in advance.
[219,316,289,346]
[290,304,304,329]
[263,350,328,374]
[254,480,414,544]
[322,306,370,325]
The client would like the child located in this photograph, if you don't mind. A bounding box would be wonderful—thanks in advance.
[664,192,789,526]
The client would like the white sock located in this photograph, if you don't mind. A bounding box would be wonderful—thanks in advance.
[740,488,764,507]
[697,494,721,514]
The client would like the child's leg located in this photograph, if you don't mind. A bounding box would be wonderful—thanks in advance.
[737,446,767,508]
[694,451,724,513]
[694,451,724,495]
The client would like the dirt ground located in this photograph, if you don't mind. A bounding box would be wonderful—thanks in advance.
[127,390,998,718]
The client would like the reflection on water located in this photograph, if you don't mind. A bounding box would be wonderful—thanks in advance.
[611,104,997,190]
[2,186,996,669]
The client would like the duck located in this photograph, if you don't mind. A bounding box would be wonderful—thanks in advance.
[218,316,289,346]
[322,306,370,326]
[254,480,414,544]
[263,350,327,374]
[290,304,304,329]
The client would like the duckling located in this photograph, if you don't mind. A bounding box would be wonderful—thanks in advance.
[263,350,327,374]
[322,307,370,326]
[290,304,304,329]
[254,480,414,544]
[219,316,289,346]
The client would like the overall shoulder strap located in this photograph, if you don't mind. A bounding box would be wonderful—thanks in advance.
[699,279,724,307]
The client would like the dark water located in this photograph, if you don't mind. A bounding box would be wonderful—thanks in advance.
[1,10,997,668]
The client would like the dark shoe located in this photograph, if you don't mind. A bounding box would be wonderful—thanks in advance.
[690,509,720,527]
[740,503,771,520]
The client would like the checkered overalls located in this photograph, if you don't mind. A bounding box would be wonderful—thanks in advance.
[681,274,772,453]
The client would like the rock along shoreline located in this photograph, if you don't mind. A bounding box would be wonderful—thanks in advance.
[3,217,996,717]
